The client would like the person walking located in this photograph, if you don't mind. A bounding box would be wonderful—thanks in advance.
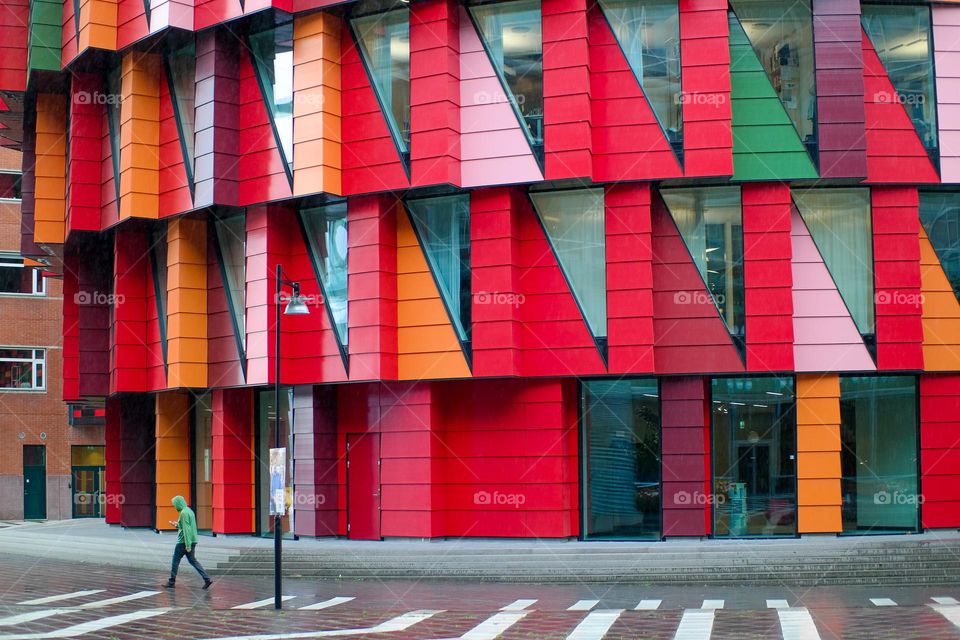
[164,495,213,589]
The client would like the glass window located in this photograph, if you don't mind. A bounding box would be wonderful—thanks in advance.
[71,445,105,467]
[214,215,247,354]
[0,254,45,295]
[405,195,471,343]
[249,23,295,175]
[582,379,661,539]
[300,203,350,352]
[862,4,938,157]
[0,348,46,390]
[840,375,919,533]
[730,0,817,158]
[793,188,874,336]
[106,65,122,205]
[166,40,197,186]
[23,445,45,467]
[598,0,681,154]
[712,376,796,537]
[920,192,960,301]
[150,225,168,364]
[352,10,411,155]
[530,188,606,340]
[660,186,745,341]
[194,393,213,531]
[470,0,544,146]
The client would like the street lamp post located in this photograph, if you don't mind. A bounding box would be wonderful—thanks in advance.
[273,264,310,610]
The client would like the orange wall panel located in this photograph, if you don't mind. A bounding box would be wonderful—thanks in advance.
[119,51,160,220]
[77,0,117,52]
[167,217,208,388]
[796,373,842,533]
[919,227,960,371]
[155,391,191,529]
[34,93,67,244]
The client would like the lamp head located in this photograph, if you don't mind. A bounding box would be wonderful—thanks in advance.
[283,283,310,316]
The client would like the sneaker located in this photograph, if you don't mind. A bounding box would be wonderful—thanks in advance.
[202,579,213,590]
[163,580,176,588]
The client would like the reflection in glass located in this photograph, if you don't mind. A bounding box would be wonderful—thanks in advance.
[352,10,411,154]
[71,445,105,467]
[106,65,122,204]
[660,187,745,340]
[583,379,661,539]
[840,376,919,533]
[712,376,796,537]
[405,195,471,343]
[862,5,938,157]
[529,189,606,341]
[793,188,874,336]
[166,40,196,183]
[193,393,213,532]
[919,192,960,302]
[214,215,247,353]
[300,203,349,350]
[598,0,682,154]
[248,23,295,173]
[470,0,544,145]
[730,0,817,158]
[258,388,293,536]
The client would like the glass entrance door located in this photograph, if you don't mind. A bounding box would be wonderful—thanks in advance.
[72,467,103,517]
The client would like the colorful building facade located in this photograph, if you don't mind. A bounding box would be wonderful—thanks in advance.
[3,0,960,539]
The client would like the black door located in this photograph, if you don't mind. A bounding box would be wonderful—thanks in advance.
[23,445,46,520]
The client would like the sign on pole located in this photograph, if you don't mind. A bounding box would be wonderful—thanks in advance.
[269,448,286,516]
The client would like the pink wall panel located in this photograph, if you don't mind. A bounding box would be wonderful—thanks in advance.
[934,6,960,183]
[207,230,244,389]
[791,208,875,372]
[194,0,242,32]
[459,6,542,188]
[661,376,710,536]
[148,0,194,32]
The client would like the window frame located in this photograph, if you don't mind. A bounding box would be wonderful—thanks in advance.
[0,253,47,297]
[0,348,47,392]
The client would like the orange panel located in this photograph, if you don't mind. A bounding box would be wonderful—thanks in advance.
[119,51,160,221]
[155,391,191,530]
[77,0,117,53]
[33,94,67,245]
[919,228,960,370]
[167,217,208,389]
[798,505,842,533]
[796,373,842,533]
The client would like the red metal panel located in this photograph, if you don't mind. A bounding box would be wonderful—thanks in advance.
[742,183,794,372]
[679,0,733,178]
[117,0,149,50]
[920,374,960,528]
[78,236,113,397]
[341,26,410,195]
[409,0,461,187]
[100,109,120,230]
[0,0,27,92]
[194,0,242,32]
[194,29,239,208]
[661,376,711,536]
[872,186,924,370]
[68,75,106,233]
[588,4,681,182]
[651,193,745,374]
[145,257,166,391]
[61,0,79,68]
[159,68,193,217]
[605,182,654,373]
[212,387,254,534]
[112,228,149,393]
[119,395,156,527]
[104,397,122,524]
[293,386,338,537]
[62,250,81,402]
[245,204,290,385]
[862,29,940,184]
[543,0,592,180]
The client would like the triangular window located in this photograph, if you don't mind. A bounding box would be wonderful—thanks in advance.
[793,188,875,337]
[299,202,350,369]
[248,23,294,184]
[149,224,168,369]
[405,195,472,346]
[862,4,938,162]
[351,10,411,163]
[106,65,122,208]
[213,214,247,365]
[920,192,960,303]
[729,0,818,163]
[469,0,544,156]
[530,188,607,352]
[143,0,151,26]
[660,186,746,346]
[598,0,682,159]
[164,40,196,198]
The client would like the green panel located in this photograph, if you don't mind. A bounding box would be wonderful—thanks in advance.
[729,12,816,182]
[28,0,61,74]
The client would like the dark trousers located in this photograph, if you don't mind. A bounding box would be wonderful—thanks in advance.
[170,543,210,582]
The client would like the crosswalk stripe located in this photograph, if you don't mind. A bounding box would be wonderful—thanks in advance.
[461,611,529,640]
[500,599,537,611]
[567,600,599,611]
[870,598,897,607]
[0,611,67,627]
[767,600,789,609]
[635,600,662,610]
[777,608,822,640]
[931,602,960,629]
[17,591,105,606]
[199,610,442,640]
[232,596,296,610]
[77,591,159,609]
[933,597,959,605]
[0,608,171,640]
[701,600,724,610]
[565,610,622,640]
[298,597,354,611]
[673,609,715,640]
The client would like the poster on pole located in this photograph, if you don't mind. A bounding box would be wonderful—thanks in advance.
[269,448,286,516]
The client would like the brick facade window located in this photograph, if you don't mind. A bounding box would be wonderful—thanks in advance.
[0,348,46,390]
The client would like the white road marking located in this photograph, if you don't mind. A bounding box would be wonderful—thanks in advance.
[200,610,442,640]
[635,599,662,610]
[701,600,724,610]
[299,597,355,611]
[767,599,789,609]
[933,597,959,605]
[777,608,822,640]
[17,591,104,606]
[565,610,622,640]
[0,608,170,640]
[77,591,159,609]
[460,611,528,640]
[567,600,599,611]
[0,611,67,627]
[500,599,537,611]
[870,598,897,607]
[232,596,296,610]
[673,609,715,640]
[931,603,960,629]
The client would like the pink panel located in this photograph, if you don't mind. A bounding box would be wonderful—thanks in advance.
[791,209,876,372]
[458,6,542,188]
[935,6,960,183]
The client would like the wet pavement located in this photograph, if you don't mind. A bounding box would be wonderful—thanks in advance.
[1,553,960,638]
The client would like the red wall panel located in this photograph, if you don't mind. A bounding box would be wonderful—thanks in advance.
[194,0,243,32]
[104,397,122,524]
[159,69,193,217]
[207,229,244,389]
[661,376,710,536]
[118,395,156,527]
[68,75,105,233]
[0,0,27,92]
[212,387,254,534]
[112,228,149,393]
[245,204,289,385]
[78,235,113,397]
[921,374,960,528]
[116,0,149,50]
[145,253,166,392]
[62,250,81,402]
[100,109,120,230]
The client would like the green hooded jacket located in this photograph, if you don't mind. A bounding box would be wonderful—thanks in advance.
[172,496,199,548]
